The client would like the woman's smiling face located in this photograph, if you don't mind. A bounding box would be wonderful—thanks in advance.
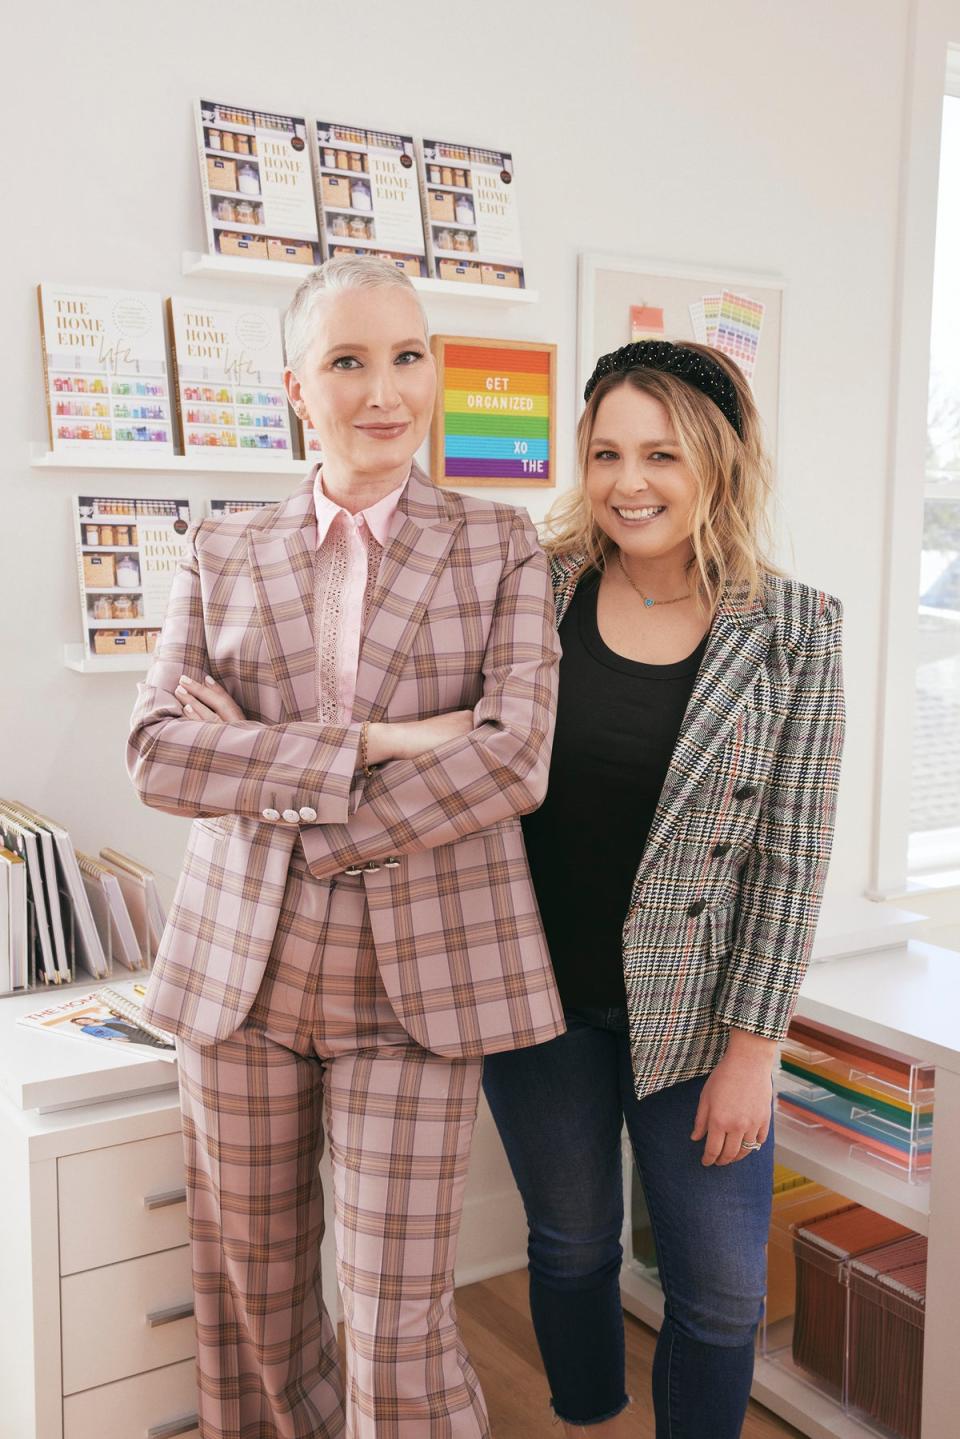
[585,383,699,564]
[285,284,436,477]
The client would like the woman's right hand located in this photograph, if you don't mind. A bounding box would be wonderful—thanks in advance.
[367,711,475,764]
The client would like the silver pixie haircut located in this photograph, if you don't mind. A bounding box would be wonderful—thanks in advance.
[283,254,429,373]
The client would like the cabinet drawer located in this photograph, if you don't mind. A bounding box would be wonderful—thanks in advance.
[63,1357,198,1439]
[59,1130,187,1274]
[61,1245,195,1395]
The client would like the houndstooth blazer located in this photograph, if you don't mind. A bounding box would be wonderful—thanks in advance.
[128,465,565,1056]
[551,555,846,1099]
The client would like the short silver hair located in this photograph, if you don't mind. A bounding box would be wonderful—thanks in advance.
[283,254,429,373]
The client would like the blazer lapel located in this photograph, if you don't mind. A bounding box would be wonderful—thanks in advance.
[549,556,776,882]
[351,464,462,722]
[247,474,319,721]
[636,598,775,880]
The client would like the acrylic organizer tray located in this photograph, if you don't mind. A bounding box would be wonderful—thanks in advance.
[847,1235,927,1439]
[776,1019,935,1181]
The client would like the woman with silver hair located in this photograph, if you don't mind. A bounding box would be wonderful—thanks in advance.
[128,254,564,1438]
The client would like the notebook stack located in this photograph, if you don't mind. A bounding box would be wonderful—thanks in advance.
[776,1017,934,1180]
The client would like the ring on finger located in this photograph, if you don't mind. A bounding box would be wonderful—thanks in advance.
[738,1138,763,1153]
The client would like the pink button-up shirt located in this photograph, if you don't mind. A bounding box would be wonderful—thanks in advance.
[312,466,408,722]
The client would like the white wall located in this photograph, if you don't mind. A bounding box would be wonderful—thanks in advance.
[0,0,934,1278]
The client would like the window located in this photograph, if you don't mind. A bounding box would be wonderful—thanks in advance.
[909,64,960,878]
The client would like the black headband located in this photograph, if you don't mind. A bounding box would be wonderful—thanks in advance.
[583,341,743,438]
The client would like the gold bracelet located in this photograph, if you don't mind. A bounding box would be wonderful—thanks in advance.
[359,721,377,778]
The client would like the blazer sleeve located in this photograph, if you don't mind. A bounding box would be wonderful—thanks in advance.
[126,523,364,824]
[298,510,560,879]
[712,595,846,1039]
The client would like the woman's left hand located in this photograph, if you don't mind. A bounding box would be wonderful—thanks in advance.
[690,1029,777,1167]
[175,673,246,724]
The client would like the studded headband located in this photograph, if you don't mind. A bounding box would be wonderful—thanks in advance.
[583,340,743,439]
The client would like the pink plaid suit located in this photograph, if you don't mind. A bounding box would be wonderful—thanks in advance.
[128,465,564,1438]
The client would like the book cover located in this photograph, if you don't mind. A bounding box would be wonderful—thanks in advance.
[314,121,427,277]
[168,297,294,458]
[208,497,278,517]
[74,495,193,660]
[196,98,321,267]
[419,139,524,288]
[37,283,174,455]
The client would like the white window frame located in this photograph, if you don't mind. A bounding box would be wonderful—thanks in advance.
[871,18,960,898]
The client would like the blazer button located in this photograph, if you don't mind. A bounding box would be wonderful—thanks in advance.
[734,784,757,800]
[712,842,732,858]
[687,899,707,917]
[364,861,381,873]
[343,864,363,876]
[282,809,300,823]
[262,808,280,821]
[299,806,318,822]
[384,857,401,868]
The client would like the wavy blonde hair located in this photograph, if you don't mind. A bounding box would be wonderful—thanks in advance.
[543,343,779,611]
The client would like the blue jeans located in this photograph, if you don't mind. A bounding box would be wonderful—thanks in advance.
[482,1007,774,1436]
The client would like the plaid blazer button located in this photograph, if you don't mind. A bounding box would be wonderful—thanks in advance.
[299,806,318,822]
[687,899,707,917]
[281,809,300,823]
[384,857,401,867]
[364,861,381,872]
[262,808,280,821]
[733,783,758,800]
[344,864,363,875]
[712,842,732,857]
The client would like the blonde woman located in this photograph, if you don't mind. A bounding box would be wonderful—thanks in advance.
[482,341,846,1438]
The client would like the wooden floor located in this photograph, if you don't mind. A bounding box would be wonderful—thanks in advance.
[454,1268,805,1438]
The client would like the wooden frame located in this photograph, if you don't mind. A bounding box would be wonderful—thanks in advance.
[429,334,556,488]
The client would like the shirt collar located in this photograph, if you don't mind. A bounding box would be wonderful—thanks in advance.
[311,464,409,548]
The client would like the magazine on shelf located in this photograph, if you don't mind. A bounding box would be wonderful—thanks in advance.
[168,297,294,459]
[418,138,524,288]
[37,283,175,456]
[195,98,321,268]
[313,120,427,277]
[73,495,193,661]
[17,980,176,1059]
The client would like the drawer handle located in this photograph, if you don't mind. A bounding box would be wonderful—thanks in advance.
[143,1187,187,1211]
[146,1300,195,1327]
[147,1415,199,1439]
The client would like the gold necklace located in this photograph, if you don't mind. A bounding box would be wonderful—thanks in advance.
[617,550,692,608]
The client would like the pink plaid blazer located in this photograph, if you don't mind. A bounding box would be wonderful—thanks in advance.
[128,465,565,1057]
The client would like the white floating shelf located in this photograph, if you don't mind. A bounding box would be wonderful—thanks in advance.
[181,251,539,303]
[30,442,304,476]
[64,644,152,673]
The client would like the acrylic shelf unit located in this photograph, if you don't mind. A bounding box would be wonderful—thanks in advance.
[30,442,305,475]
[619,939,960,1439]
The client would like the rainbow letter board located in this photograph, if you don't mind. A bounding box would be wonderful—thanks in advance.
[430,335,555,487]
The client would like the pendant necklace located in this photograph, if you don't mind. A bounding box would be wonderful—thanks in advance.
[617,550,691,608]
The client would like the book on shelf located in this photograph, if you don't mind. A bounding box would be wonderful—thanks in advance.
[76,853,144,972]
[0,800,108,989]
[74,494,193,661]
[418,138,524,288]
[208,497,278,518]
[17,980,176,1059]
[0,847,28,994]
[98,849,167,958]
[168,296,295,459]
[37,283,175,456]
[195,98,322,268]
[314,120,428,278]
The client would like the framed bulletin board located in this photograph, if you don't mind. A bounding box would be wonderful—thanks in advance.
[577,253,785,459]
[429,335,556,487]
